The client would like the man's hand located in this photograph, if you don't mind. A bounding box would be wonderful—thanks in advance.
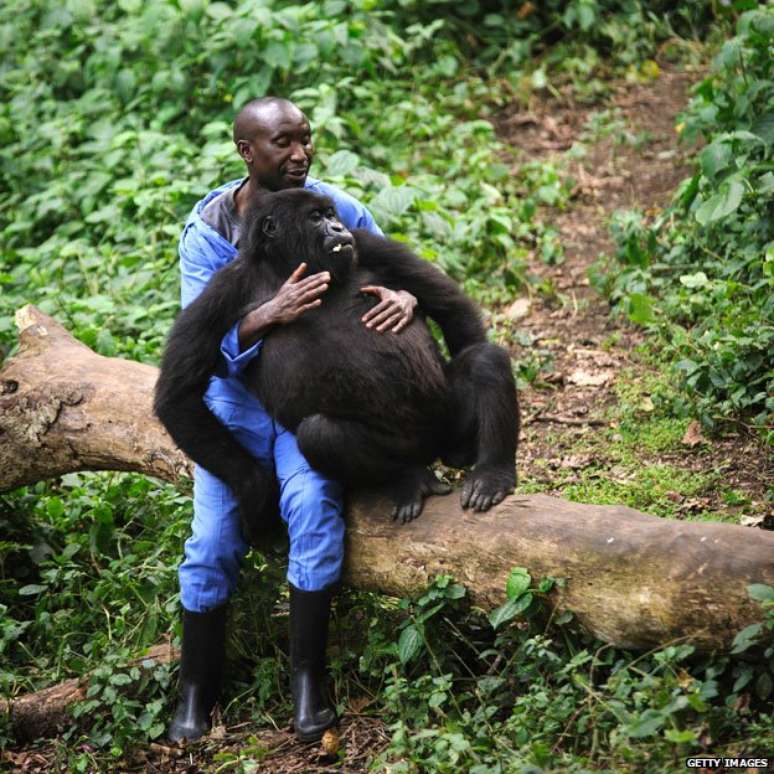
[238,262,329,349]
[360,287,417,333]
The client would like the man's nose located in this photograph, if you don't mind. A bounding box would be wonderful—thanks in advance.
[289,142,308,161]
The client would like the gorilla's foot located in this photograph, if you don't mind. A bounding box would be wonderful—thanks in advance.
[388,467,451,524]
[461,463,515,512]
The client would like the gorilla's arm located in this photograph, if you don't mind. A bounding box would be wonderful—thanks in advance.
[154,261,272,505]
[352,230,486,355]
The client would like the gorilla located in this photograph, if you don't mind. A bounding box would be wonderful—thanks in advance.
[154,188,519,527]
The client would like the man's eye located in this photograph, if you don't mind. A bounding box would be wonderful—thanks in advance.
[275,138,289,147]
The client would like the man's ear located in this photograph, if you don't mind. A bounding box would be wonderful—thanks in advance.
[261,215,277,238]
[237,139,253,164]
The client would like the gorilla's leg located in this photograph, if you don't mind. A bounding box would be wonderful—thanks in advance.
[443,342,519,512]
[296,414,449,522]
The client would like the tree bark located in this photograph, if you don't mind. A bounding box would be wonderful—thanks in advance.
[1,306,772,655]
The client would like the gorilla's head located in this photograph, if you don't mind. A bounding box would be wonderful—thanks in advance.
[245,189,357,281]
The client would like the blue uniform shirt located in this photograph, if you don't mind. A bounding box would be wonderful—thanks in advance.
[178,176,383,407]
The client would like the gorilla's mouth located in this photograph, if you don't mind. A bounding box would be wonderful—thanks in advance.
[330,242,353,254]
[327,236,355,255]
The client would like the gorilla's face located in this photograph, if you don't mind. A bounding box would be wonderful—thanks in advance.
[254,190,356,282]
[310,202,356,281]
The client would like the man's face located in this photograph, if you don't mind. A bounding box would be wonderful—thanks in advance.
[238,104,314,191]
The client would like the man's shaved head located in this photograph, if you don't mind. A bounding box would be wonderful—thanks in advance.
[231,96,315,195]
[233,97,307,144]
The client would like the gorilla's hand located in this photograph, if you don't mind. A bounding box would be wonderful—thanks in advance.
[461,463,515,512]
[360,287,417,333]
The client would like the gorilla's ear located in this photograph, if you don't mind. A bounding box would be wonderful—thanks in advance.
[261,215,277,238]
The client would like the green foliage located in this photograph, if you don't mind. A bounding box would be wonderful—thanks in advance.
[597,7,774,436]
[364,574,773,773]
[0,0,546,356]
[2,0,768,770]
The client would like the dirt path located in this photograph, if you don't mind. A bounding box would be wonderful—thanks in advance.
[497,66,772,524]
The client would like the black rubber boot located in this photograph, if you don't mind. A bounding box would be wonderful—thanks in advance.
[168,605,227,743]
[289,583,337,742]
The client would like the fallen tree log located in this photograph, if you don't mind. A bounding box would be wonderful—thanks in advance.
[0,642,178,743]
[1,305,772,655]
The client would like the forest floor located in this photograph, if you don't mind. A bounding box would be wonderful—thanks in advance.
[499,64,772,528]
[5,63,772,774]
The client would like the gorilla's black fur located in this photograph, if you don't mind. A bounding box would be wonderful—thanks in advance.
[155,188,519,528]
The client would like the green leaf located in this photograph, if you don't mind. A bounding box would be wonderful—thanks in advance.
[755,671,773,700]
[751,113,774,145]
[398,625,423,664]
[47,498,65,518]
[626,292,655,325]
[205,2,232,20]
[325,150,360,177]
[627,709,664,738]
[139,609,159,646]
[748,584,774,603]
[19,584,47,596]
[264,41,292,70]
[758,172,774,195]
[115,69,136,103]
[700,141,732,179]
[731,622,763,654]
[665,728,697,744]
[695,179,744,225]
[677,173,700,209]
[446,583,466,600]
[505,567,531,600]
[679,272,709,289]
[61,543,80,560]
[370,185,417,221]
[489,593,533,629]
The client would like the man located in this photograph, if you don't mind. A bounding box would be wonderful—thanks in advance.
[169,97,418,743]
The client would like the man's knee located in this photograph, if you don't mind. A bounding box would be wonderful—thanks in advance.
[280,468,345,591]
[181,468,250,611]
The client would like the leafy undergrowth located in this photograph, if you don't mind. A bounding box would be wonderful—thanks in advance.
[2,1,773,772]
[594,7,774,441]
[495,42,772,525]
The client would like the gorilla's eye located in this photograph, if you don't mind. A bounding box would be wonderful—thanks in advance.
[325,208,336,219]
[309,210,322,223]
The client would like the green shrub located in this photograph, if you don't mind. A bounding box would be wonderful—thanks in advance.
[598,6,774,437]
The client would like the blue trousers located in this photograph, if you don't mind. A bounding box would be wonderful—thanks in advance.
[179,398,345,613]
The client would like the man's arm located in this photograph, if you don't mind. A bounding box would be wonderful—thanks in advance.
[352,229,486,356]
[179,221,265,376]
